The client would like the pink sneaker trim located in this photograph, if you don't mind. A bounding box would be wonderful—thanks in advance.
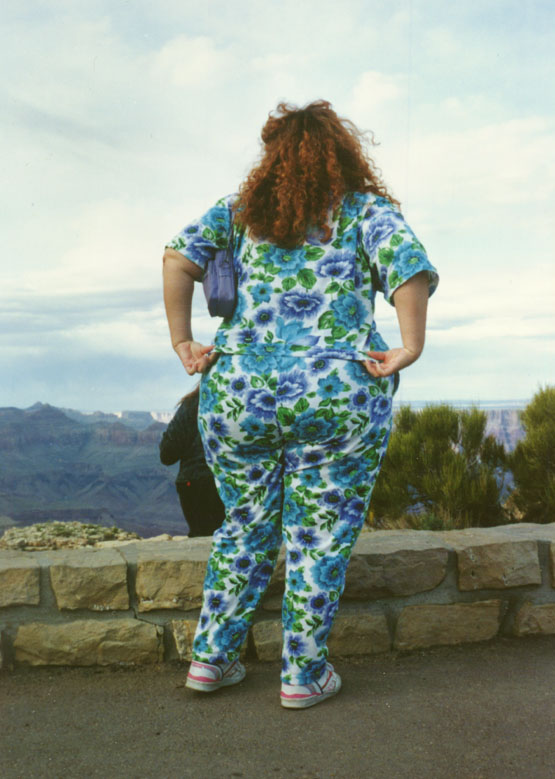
[188,673,216,683]
[186,660,246,692]
[188,662,220,683]
[280,665,341,708]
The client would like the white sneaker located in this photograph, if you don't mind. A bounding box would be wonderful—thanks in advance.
[280,663,341,709]
[186,660,246,692]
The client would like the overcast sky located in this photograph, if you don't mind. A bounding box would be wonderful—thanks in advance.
[2,0,554,412]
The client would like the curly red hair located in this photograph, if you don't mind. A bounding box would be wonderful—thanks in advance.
[235,100,398,248]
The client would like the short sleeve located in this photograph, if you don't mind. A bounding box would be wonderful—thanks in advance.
[165,195,234,274]
[360,199,439,305]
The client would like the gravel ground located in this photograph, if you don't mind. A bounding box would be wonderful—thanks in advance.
[2,635,555,779]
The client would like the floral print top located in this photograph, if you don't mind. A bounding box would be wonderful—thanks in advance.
[167,191,438,361]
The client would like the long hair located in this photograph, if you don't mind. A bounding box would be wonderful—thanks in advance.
[178,383,199,410]
[235,100,398,248]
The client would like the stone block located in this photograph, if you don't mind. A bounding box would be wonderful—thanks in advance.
[394,600,502,650]
[485,522,555,542]
[266,556,285,595]
[171,619,198,661]
[252,619,282,661]
[261,594,282,612]
[344,532,449,598]
[514,602,555,636]
[442,531,541,590]
[49,549,129,611]
[328,613,390,655]
[13,619,163,666]
[551,543,555,588]
[0,550,40,607]
[135,549,207,611]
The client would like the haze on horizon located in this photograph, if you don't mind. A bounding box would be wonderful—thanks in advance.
[1,0,554,413]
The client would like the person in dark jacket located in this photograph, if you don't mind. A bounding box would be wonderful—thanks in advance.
[159,387,225,537]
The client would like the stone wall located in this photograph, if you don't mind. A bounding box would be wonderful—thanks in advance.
[1,523,554,669]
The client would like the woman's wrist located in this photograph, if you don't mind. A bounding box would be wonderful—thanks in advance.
[402,343,423,359]
[173,337,193,352]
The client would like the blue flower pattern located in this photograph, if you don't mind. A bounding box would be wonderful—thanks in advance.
[167,191,439,684]
[190,354,397,682]
[166,191,438,358]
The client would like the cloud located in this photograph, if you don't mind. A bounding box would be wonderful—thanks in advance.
[1,15,127,132]
[430,316,555,345]
[346,70,407,145]
[4,199,167,295]
[0,280,219,366]
[1,288,158,331]
[1,344,187,412]
[362,112,555,244]
[151,34,235,88]
[4,97,120,148]
[411,117,555,207]
[1,1,554,411]
[350,71,405,114]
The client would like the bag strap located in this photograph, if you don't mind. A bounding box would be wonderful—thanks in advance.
[228,203,245,259]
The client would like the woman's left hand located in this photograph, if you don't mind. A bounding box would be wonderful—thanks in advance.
[175,340,216,375]
[363,346,421,378]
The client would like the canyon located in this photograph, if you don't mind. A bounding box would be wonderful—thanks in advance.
[0,402,524,538]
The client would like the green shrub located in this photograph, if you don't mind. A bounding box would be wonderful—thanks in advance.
[510,386,555,523]
[370,404,508,529]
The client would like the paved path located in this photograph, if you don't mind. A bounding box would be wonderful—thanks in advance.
[2,636,555,779]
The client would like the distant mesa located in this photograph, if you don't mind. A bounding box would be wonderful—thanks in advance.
[0,403,184,539]
[60,405,172,430]
[0,401,524,540]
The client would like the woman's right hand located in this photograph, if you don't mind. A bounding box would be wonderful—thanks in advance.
[175,340,216,375]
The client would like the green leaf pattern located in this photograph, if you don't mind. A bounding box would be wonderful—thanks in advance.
[166,192,438,358]
[191,353,395,684]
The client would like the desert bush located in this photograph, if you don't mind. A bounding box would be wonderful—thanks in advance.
[370,404,508,529]
[510,386,555,523]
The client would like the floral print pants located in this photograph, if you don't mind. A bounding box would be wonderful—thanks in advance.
[194,352,395,685]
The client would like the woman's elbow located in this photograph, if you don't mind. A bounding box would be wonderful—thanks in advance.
[163,247,182,267]
[163,248,202,281]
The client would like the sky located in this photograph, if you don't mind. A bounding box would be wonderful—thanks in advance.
[1,0,554,412]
